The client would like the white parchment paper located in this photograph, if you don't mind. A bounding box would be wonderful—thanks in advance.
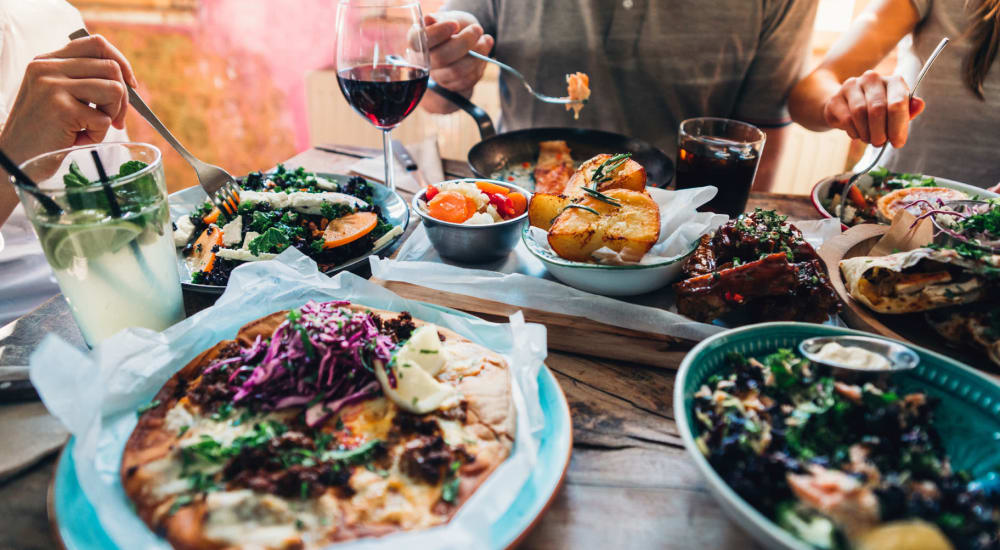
[372,190,844,342]
[29,249,548,550]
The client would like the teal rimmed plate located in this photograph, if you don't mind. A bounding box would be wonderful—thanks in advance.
[674,322,1000,550]
[49,301,572,550]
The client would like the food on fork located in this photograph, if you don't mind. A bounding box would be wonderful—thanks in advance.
[674,209,841,324]
[565,72,590,119]
[121,300,516,549]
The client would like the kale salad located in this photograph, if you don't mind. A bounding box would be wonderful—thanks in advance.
[694,349,1000,550]
[173,165,401,286]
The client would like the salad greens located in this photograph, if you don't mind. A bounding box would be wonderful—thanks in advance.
[695,349,1000,550]
[183,165,395,286]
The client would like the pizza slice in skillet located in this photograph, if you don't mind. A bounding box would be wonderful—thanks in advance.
[121,300,515,550]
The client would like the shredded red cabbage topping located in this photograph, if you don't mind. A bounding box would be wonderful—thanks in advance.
[204,300,397,427]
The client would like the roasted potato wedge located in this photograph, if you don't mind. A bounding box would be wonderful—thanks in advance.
[528,193,572,230]
[564,154,647,198]
[548,189,660,262]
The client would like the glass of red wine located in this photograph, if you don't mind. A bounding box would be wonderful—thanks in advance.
[335,0,430,192]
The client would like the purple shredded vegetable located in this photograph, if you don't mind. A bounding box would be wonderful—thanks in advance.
[203,300,396,427]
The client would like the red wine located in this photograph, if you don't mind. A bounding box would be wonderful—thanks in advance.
[337,64,429,130]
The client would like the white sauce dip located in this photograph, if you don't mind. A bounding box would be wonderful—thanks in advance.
[816,342,891,370]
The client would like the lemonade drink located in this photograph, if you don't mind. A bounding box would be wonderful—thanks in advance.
[17,143,184,346]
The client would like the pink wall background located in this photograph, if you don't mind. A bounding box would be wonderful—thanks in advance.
[85,0,444,192]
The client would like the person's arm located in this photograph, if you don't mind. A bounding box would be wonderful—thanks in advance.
[788,0,924,147]
[0,34,134,225]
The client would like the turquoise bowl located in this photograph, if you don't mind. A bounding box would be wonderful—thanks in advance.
[674,321,1000,550]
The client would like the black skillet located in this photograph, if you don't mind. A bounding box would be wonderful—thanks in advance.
[427,80,674,187]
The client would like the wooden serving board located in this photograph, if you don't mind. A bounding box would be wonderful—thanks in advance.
[369,278,694,368]
[818,224,998,371]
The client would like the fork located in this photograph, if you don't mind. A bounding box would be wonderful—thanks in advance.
[838,37,949,225]
[467,51,586,106]
[69,29,241,216]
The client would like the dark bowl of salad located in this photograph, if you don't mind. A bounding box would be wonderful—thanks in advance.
[169,165,408,294]
[676,322,1000,550]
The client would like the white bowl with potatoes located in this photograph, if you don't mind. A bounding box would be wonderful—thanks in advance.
[523,153,712,296]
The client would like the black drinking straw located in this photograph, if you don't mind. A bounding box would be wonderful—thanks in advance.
[90,149,158,279]
[0,147,64,215]
[91,150,123,218]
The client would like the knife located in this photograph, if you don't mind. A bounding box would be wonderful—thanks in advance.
[391,139,431,189]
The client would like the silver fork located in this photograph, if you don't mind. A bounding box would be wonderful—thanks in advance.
[467,51,587,105]
[839,37,948,225]
[69,29,241,216]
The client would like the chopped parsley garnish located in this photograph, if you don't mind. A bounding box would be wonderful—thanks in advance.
[321,202,353,220]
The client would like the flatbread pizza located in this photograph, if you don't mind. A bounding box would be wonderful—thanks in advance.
[121,300,515,549]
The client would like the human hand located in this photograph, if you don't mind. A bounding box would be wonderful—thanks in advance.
[0,34,137,165]
[822,70,925,148]
[425,11,493,95]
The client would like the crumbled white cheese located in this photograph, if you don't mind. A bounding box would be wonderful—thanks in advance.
[173,216,196,247]
[314,176,339,191]
[239,190,290,209]
[220,215,243,247]
[216,248,277,262]
[287,191,367,215]
[241,231,260,249]
[372,225,403,249]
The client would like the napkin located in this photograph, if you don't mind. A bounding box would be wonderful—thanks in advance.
[347,137,444,193]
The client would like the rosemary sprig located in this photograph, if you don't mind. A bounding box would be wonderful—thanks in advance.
[580,186,622,207]
[590,153,632,186]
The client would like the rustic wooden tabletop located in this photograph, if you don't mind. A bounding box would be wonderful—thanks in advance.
[0,146,822,550]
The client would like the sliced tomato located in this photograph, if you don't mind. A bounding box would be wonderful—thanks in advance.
[322,211,378,249]
[475,181,511,195]
[428,191,474,223]
[202,206,221,224]
[191,224,222,272]
[425,185,440,201]
[508,191,527,217]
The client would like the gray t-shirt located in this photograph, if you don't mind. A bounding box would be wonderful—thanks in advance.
[878,0,1000,188]
[444,0,818,157]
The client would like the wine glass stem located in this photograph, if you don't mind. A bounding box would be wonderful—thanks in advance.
[382,130,395,192]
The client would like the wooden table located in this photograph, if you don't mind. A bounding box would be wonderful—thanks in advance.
[0,147,821,549]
